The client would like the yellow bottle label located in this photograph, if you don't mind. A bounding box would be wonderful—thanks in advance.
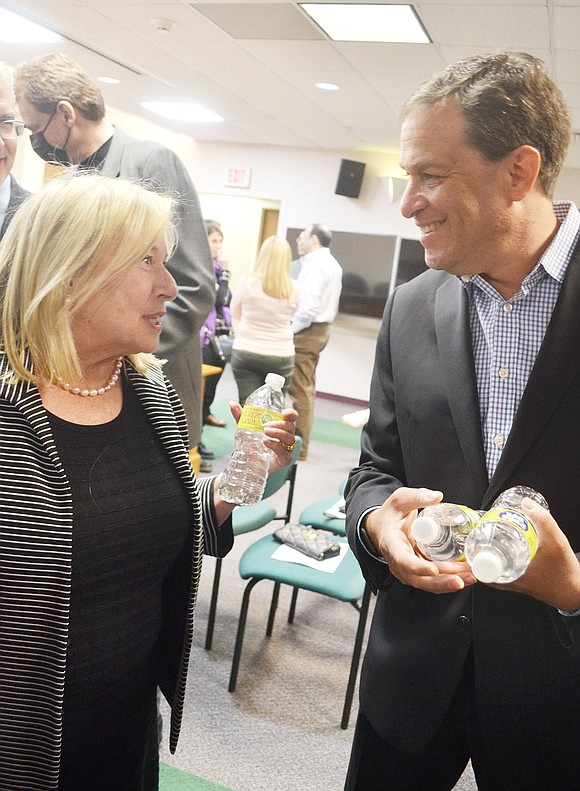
[479,507,539,557]
[452,504,481,525]
[237,405,284,433]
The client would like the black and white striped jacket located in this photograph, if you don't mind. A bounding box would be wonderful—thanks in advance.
[0,355,233,790]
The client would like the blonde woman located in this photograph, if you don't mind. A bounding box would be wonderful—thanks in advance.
[0,173,297,790]
[230,236,299,404]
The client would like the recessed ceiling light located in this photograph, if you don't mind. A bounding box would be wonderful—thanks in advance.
[316,82,340,91]
[300,3,430,44]
[98,77,120,85]
[141,101,224,124]
[0,7,62,42]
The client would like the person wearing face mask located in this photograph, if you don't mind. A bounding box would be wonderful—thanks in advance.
[0,63,29,239]
[13,53,215,460]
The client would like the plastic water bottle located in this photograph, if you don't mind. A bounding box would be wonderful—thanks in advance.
[464,486,548,583]
[218,373,285,506]
[411,503,481,561]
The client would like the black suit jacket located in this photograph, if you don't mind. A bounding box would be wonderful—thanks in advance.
[0,176,30,239]
[346,242,580,770]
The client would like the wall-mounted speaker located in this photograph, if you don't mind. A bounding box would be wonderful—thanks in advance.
[335,159,366,198]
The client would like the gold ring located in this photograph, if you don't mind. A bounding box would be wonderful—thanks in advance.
[282,439,297,452]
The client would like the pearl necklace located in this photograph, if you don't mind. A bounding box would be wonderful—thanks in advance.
[56,357,123,397]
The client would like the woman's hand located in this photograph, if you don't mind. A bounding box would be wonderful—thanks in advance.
[229,401,298,474]
[212,404,298,524]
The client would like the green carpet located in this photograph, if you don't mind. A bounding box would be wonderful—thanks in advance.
[160,762,233,790]
[201,400,362,458]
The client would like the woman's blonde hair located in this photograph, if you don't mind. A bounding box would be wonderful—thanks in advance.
[0,171,176,387]
[252,236,293,299]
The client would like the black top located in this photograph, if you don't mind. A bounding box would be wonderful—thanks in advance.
[77,135,113,170]
[47,377,193,790]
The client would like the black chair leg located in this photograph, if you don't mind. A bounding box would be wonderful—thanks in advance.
[205,557,223,650]
[288,587,299,623]
[341,584,372,729]
[229,577,261,692]
[266,581,281,636]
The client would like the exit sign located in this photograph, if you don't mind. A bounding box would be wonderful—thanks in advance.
[226,167,252,188]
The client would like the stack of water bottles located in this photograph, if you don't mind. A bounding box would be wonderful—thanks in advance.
[410,485,549,583]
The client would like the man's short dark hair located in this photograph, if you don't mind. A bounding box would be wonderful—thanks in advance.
[14,53,106,121]
[402,52,570,198]
[310,224,332,248]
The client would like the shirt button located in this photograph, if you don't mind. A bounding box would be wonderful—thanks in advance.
[503,302,513,313]
[498,366,509,379]
[458,615,471,630]
[493,434,504,449]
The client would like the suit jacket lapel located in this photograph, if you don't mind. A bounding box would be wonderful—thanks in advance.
[1,177,30,239]
[100,128,126,178]
[489,244,580,494]
[435,276,489,494]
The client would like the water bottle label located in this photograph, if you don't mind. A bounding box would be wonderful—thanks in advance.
[237,405,284,433]
[480,508,539,557]
[454,505,480,522]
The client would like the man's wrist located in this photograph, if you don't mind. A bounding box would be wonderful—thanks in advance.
[358,509,387,564]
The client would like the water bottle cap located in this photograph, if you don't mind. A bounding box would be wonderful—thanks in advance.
[265,373,285,388]
[411,516,439,543]
[471,550,503,583]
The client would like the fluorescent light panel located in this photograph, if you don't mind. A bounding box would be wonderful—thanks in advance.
[141,101,223,124]
[316,82,340,91]
[300,4,430,44]
[0,7,62,43]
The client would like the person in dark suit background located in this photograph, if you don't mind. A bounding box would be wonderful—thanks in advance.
[345,52,580,790]
[13,53,215,452]
[0,62,29,239]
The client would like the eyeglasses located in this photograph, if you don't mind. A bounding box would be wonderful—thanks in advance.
[0,119,26,140]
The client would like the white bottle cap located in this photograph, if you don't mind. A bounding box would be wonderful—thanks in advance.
[411,516,439,543]
[265,373,285,388]
[471,550,503,583]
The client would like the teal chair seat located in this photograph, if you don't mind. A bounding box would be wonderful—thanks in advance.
[297,496,346,537]
[229,533,370,728]
[297,478,348,537]
[239,535,361,600]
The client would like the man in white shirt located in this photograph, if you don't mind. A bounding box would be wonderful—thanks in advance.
[0,63,29,240]
[290,224,342,460]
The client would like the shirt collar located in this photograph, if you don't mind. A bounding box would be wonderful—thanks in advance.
[302,246,329,264]
[458,201,580,292]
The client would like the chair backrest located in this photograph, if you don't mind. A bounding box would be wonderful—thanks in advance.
[262,435,302,500]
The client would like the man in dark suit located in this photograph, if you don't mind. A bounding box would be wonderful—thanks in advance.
[345,52,580,790]
[13,53,214,451]
[0,63,29,240]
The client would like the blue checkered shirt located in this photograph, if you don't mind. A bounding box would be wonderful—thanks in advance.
[460,202,580,478]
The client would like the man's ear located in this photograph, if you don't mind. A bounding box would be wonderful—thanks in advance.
[56,100,76,126]
[507,145,542,201]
